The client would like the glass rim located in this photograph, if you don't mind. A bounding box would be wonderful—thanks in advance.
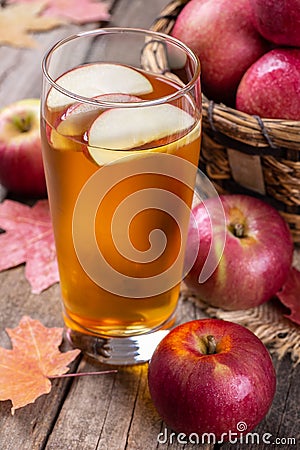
[41,27,201,109]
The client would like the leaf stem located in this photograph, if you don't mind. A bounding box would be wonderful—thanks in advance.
[49,369,118,379]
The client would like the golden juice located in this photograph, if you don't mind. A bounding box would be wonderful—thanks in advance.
[41,65,201,338]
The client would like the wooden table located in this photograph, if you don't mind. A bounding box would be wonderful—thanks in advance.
[0,1,299,449]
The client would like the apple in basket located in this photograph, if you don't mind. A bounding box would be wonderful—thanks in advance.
[184,194,294,310]
[236,48,300,120]
[0,98,46,197]
[250,0,300,47]
[148,318,276,441]
[171,0,268,105]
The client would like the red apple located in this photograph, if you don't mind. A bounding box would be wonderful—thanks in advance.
[184,194,293,310]
[0,98,46,197]
[250,0,300,46]
[171,0,268,105]
[148,318,276,440]
[236,48,300,120]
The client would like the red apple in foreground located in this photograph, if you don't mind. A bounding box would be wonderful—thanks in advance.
[184,194,293,310]
[171,0,268,105]
[148,319,276,440]
[250,0,300,47]
[236,49,300,120]
[0,98,46,197]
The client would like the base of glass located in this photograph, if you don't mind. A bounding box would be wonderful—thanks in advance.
[65,327,171,365]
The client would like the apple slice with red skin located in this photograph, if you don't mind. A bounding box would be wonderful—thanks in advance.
[56,94,141,137]
[148,318,276,441]
[46,63,153,111]
[87,103,194,165]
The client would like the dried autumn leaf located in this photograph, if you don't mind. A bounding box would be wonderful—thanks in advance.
[9,0,110,24]
[276,267,300,326]
[0,2,64,48]
[0,199,59,294]
[0,316,80,414]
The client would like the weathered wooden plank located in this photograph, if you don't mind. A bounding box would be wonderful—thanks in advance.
[0,372,79,450]
[0,24,84,107]
[269,356,300,445]
[125,364,165,450]
[44,359,119,450]
[95,365,146,450]
[109,0,170,29]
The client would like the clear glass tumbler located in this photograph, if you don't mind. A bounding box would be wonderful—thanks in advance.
[41,27,201,365]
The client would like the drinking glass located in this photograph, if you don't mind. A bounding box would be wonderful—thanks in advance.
[41,28,201,365]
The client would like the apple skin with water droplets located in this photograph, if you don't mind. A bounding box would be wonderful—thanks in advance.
[148,318,276,441]
[249,0,300,47]
[236,48,300,120]
[184,194,294,310]
[171,0,268,105]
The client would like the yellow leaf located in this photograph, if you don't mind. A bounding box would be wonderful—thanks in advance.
[0,2,65,48]
[9,0,111,25]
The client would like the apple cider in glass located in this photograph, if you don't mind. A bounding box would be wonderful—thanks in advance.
[41,28,201,364]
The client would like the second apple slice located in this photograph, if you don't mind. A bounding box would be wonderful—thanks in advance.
[57,94,140,137]
[87,104,195,165]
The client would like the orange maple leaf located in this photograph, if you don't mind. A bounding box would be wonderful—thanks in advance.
[0,316,80,414]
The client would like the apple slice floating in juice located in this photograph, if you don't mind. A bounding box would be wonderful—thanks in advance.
[57,94,141,137]
[49,128,84,152]
[87,104,195,165]
[47,63,153,111]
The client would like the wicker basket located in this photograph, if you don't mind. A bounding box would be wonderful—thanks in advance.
[149,0,300,244]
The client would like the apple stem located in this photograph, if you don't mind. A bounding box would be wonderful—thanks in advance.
[230,222,245,238]
[13,114,32,133]
[206,335,217,354]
